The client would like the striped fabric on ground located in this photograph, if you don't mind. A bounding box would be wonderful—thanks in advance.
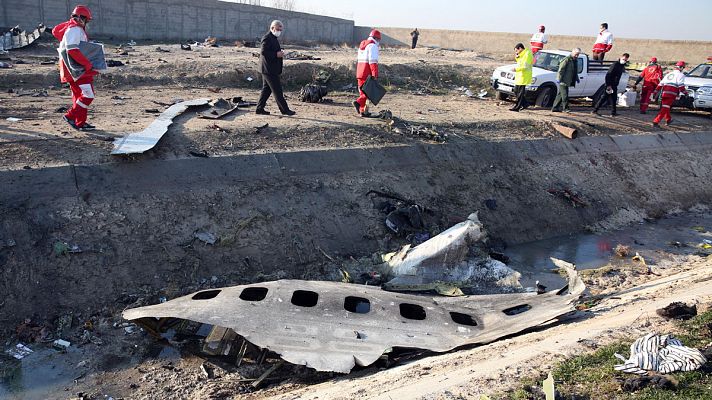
[614,333,707,375]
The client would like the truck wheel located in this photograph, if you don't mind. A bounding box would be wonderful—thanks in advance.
[535,87,554,108]
[496,91,509,101]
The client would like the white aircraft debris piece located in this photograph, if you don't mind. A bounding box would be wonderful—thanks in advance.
[111,99,209,155]
[123,266,585,374]
[0,25,47,52]
[382,212,521,293]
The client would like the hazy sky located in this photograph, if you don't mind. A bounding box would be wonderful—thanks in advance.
[289,0,711,41]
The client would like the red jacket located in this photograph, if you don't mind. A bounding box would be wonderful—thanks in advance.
[356,38,379,80]
[52,19,97,83]
[638,64,663,88]
[592,30,614,54]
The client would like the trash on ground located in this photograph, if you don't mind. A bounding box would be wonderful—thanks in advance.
[656,302,697,320]
[6,343,33,359]
[553,124,578,139]
[106,59,124,67]
[375,109,447,142]
[614,333,707,374]
[298,84,328,103]
[614,244,630,257]
[6,117,22,122]
[284,51,321,60]
[180,43,192,51]
[546,187,588,207]
[52,339,71,350]
[194,231,218,245]
[0,61,12,68]
[111,99,210,155]
[54,240,82,256]
[123,266,584,373]
[617,88,637,107]
[381,212,522,294]
[198,97,241,119]
[207,124,230,133]
[0,24,47,52]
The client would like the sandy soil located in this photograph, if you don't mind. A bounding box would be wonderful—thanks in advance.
[1,41,711,171]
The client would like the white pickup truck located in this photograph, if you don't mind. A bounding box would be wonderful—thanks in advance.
[675,59,712,112]
[491,50,629,108]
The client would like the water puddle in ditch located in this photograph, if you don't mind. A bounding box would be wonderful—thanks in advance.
[507,211,712,290]
[1,212,711,398]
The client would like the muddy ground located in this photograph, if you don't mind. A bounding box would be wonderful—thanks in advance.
[1,39,712,399]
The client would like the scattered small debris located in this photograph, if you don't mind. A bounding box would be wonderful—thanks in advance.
[246,76,254,82]
[53,339,71,351]
[54,240,82,256]
[6,117,22,122]
[656,302,697,320]
[614,244,630,257]
[180,43,192,51]
[106,59,124,67]
[155,47,170,53]
[6,343,33,359]
[189,150,209,158]
[691,226,706,233]
[0,61,12,68]
[208,124,230,133]
[284,51,321,60]
[55,106,69,113]
[553,124,578,139]
[194,231,218,245]
[546,188,588,207]
[144,109,161,114]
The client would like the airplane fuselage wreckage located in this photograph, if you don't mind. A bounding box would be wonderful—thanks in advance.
[123,263,584,373]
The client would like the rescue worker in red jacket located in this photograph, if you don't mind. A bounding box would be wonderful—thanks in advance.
[530,25,548,54]
[653,61,687,127]
[52,5,98,131]
[592,22,614,61]
[633,57,663,114]
[352,29,380,116]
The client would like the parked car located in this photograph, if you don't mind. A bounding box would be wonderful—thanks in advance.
[491,50,629,107]
[674,58,712,112]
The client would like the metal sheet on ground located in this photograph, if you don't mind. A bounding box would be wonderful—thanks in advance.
[111,99,209,155]
[124,266,584,373]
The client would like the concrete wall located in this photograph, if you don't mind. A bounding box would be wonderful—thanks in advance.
[1,0,354,43]
[356,26,712,63]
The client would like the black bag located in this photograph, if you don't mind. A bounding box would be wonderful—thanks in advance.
[360,76,386,105]
[298,84,328,103]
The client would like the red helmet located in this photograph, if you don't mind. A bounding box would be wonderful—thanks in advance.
[675,61,686,68]
[538,25,545,31]
[369,29,381,40]
[650,57,657,63]
[72,5,92,21]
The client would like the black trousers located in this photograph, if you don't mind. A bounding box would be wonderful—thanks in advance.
[411,38,418,49]
[513,85,529,110]
[594,90,617,114]
[257,73,289,113]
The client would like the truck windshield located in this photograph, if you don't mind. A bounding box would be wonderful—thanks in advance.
[534,53,565,72]
[534,53,584,73]
[687,64,712,79]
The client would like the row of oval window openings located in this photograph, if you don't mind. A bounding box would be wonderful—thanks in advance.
[191,287,533,327]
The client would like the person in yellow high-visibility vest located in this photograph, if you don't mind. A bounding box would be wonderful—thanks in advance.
[510,43,533,112]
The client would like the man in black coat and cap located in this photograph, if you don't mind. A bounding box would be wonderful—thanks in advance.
[256,20,295,116]
[592,53,629,117]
